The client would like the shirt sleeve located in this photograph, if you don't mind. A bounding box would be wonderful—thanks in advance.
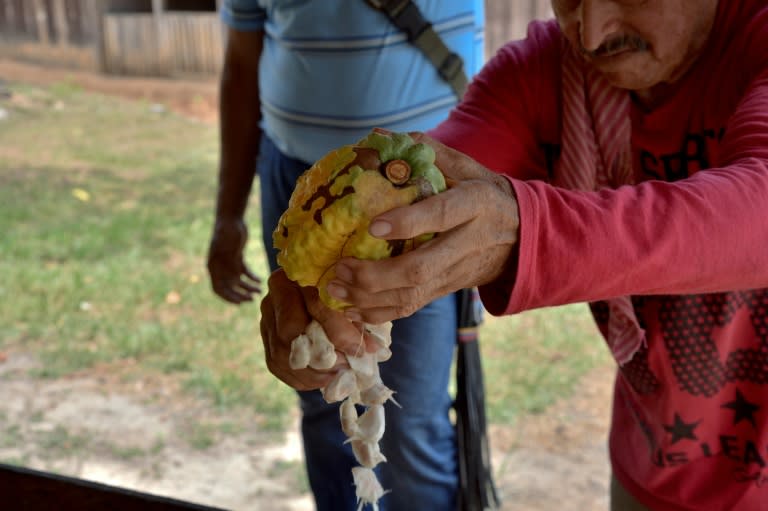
[501,65,768,315]
[433,14,768,317]
[220,0,266,32]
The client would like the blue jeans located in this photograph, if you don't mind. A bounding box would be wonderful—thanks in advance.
[258,135,458,510]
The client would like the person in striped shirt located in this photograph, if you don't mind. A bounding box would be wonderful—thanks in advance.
[207,1,484,510]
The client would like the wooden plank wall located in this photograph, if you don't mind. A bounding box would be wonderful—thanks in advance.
[0,0,37,41]
[2,0,552,77]
[100,0,552,77]
[0,0,97,45]
[0,0,99,70]
[162,13,222,74]
[63,0,99,45]
[102,12,222,76]
[103,13,160,75]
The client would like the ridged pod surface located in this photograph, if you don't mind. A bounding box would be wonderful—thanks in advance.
[273,131,446,309]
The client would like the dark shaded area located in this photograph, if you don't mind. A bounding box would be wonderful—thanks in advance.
[0,463,228,511]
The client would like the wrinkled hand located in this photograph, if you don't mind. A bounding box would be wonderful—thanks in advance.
[325,132,520,325]
[207,219,262,303]
[260,270,379,391]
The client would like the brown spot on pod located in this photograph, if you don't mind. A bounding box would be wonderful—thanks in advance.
[351,146,382,171]
[411,176,436,201]
[304,184,356,225]
[300,150,378,225]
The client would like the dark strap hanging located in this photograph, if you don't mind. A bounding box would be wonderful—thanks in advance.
[366,0,469,99]
[455,288,501,511]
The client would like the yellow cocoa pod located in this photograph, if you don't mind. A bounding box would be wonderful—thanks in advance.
[274,131,446,310]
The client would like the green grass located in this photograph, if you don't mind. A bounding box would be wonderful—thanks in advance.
[479,305,608,423]
[36,426,91,459]
[0,81,610,432]
[268,459,310,493]
[186,422,217,451]
[0,82,293,429]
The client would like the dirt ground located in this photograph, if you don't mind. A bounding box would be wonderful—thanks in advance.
[0,58,616,511]
[0,58,221,124]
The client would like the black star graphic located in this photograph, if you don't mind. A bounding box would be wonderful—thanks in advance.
[663,413,700,444]
[721,389,760,428]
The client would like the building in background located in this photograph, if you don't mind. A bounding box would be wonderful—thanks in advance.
[485,0,551,56]
[0,0,550,78]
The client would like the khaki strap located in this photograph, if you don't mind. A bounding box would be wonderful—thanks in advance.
[366,0,468,99]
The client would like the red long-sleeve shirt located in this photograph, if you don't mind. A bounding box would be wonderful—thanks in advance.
[432,1,768,509]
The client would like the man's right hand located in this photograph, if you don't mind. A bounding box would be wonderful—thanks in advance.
[207,218,262,304]
[260,269,378,391]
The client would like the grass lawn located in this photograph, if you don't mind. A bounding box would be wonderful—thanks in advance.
[0,81,610,431]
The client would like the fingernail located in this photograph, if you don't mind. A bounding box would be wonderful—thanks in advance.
[335,263,352,282]
[344,309,362,323]
[326,281,347,300]
[369,220,391,237]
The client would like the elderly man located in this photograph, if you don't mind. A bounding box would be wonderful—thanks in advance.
[261,0,768,509]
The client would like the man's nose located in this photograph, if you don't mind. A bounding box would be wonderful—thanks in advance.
[579,0,623,52]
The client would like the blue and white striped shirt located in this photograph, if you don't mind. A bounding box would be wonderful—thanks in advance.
[221,0,485,163]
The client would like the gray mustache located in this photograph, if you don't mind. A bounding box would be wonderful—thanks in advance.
[582,35,649,58]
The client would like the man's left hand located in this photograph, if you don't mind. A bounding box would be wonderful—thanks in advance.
[324,133,521,325]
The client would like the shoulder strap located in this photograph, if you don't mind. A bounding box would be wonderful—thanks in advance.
[366,0,468,99]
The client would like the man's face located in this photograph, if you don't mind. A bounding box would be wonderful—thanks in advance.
[551,0,718,91]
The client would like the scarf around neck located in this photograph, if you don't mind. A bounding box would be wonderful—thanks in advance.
[554,42,645,365]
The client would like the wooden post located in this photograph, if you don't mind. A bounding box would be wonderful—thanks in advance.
[151,0,163,21]
[31,0,49,45]
[1,1,11,34]
[91,0,107,72]
[152,0,170,74]
[51,0,70,46]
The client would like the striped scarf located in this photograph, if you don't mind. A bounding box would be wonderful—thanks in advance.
[554,43,645,365]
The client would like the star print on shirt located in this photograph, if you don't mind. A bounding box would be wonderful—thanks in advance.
[663,413,701,444]
[721,389,760,428]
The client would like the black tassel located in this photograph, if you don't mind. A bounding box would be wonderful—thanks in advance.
[455,288,500,511]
